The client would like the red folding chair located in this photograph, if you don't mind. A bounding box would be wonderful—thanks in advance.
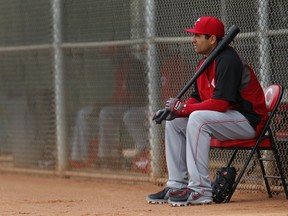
[210,84,288,202]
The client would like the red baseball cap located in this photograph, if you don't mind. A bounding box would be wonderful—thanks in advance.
[185,16,224,37]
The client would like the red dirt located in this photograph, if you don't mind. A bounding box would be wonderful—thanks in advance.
[0,173,287,216]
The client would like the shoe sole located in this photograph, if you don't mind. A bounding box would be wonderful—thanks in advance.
[147,199,168,204]
[169,199,212,207]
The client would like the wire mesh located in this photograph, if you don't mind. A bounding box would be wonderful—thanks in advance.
[0,0,287,196]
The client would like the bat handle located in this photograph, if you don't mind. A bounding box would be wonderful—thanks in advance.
[155,109,170,124]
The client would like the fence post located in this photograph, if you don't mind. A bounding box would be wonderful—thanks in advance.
[52,0,68,173]
[258,0,270,88]
[145,0,163,179]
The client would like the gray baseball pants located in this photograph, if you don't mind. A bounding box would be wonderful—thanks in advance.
[165,110,256,197]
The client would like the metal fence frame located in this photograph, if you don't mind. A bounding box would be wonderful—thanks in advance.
[0,0,287,190]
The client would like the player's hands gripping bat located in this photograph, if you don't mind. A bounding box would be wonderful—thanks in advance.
[153,109,176,121]
[165,98,184,115]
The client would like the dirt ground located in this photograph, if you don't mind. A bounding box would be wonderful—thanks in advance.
[0,172,287,216]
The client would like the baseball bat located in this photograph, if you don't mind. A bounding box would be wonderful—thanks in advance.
[155,25,240,124]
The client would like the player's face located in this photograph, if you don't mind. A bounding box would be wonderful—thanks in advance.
[191,34,217,56]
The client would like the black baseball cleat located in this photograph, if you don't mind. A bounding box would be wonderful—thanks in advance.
[147,187,184,204]
[147,187,173,204]
[168,188,212,207]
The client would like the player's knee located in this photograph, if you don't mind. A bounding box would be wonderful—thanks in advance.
[188,110,208,127]
[165,118,183,133]
[165,120,173,130]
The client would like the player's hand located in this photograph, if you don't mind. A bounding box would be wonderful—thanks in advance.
[165,98,184,115]
[152,109,176,122]
[152,109,165,121]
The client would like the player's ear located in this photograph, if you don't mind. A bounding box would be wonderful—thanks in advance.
[209,35,218,45]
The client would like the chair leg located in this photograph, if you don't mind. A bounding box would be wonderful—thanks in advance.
[225,149,256,202]
[257,149,272,198]
[226,150,238,167]
[272,147,288,199]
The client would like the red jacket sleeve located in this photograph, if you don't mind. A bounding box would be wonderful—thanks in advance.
[185,97,200,104]
[179,98,230,116]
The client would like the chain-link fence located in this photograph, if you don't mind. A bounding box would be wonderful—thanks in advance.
[0,0,287,196]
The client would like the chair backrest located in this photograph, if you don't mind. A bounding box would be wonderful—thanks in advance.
[257,84,284,139]
[264,84,283,113]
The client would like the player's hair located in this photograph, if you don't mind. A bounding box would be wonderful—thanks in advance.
[204,34,222,42]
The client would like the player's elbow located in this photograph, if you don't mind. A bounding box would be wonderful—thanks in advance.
[212,99,230,112]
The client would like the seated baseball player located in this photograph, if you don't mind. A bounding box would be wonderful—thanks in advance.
[147,16,268,206]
